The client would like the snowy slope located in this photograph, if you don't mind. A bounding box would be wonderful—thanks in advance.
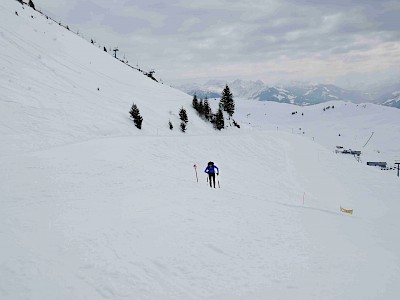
[2,131,400,300]
[235,100,400,166]
[1,2,400,300]
[0,0,212,156]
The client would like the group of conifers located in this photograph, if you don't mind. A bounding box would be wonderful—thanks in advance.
[129,85,237,132]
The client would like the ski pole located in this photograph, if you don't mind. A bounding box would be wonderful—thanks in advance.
[193,164,198,183]
[217,174,220,188]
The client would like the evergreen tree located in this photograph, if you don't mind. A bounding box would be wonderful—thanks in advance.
[220,85,235,117]
[168,120,173,130]
[198,100,204,116]
[129,103,143,129]
[179,107,188,124]
[180,121,186,133]
[28,0,36,10]
[192,95,199,111]
[219,85,230,110]
[215,108,225,130]
[225,95,235,118]
[203,98,212,120]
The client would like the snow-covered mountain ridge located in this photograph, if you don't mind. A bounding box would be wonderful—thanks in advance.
[176,79,400,107]
[381,91,400,108]
[1,1,400,300]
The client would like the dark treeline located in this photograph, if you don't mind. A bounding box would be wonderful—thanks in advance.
[192,84,238,130]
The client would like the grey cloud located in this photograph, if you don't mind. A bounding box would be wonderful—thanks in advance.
[374,10,400,31]
[66,1,151,34]
[34,0,400,88]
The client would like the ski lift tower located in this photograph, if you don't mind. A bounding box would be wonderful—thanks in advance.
[395,161,400,177]
[113,47,119,58]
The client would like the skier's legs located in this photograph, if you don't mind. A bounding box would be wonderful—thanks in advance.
[212,173,216,188]
[208,173,212,187]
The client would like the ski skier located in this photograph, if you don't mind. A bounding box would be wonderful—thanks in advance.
[205,161,219,188]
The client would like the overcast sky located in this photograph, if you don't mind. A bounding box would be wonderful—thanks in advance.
[33,0,400,89]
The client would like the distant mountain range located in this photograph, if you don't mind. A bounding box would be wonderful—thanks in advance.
[371,82,400,109]
[381,92,400,108]
[176,79,400,108]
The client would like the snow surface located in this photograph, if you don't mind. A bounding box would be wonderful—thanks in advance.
[1,1,400,300]
[234,100,400,167]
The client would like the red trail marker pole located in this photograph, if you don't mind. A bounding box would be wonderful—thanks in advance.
[193,164,198,183]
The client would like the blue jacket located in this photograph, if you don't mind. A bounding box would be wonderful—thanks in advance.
[205,165,219,174]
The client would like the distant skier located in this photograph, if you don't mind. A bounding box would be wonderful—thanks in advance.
[205,161,219,188]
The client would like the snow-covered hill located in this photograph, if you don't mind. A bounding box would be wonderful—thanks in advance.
[1,1,400,300]
[234,100,400,166]
[0,0,213,157]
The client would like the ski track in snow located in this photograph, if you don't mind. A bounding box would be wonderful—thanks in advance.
[1,133,400,299]
[1,1,400,299]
